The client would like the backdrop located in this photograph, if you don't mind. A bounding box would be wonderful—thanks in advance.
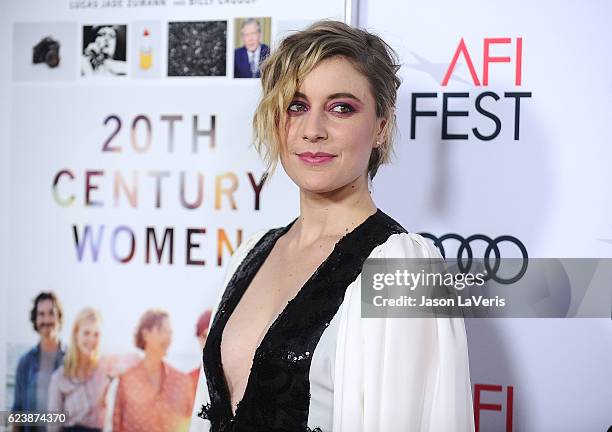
[1,0,611,431]
[362,0,612,430]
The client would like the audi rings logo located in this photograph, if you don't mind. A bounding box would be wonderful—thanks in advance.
[419,233,529,284]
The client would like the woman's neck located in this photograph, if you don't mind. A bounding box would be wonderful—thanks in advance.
[76,354,95,379]
[142,354,164,390]
[143,352,163,373]
[294,174,376,246]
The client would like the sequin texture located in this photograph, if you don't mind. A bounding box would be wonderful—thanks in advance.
[200,209,406,432]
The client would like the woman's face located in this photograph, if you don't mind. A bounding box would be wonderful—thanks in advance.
[280,56,385,194]
[76,319,100,358]
[143,317,172,357]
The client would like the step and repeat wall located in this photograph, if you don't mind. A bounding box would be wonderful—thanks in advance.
[363,0,612,431]
[1,0,611,430]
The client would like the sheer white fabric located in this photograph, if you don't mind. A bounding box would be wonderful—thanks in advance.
[190,231,475,432]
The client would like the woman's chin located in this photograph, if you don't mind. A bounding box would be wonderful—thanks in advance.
[79,349,94,358]
[291,174,339,194]
[298,182,339,195]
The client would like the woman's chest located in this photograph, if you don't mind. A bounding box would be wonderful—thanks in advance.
[221,242,337,367]
[203,237,356,427]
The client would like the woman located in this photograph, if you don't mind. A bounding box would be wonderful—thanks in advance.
[191,20,474,432]
[48,308,110,432]
[112,309,194,432]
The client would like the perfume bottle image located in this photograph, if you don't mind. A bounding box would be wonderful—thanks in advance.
[139,28,152,70]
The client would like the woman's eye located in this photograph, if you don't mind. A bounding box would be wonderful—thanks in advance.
[330,104,353,114]
[287,102,307,112]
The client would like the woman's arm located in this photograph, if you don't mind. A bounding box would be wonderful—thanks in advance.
[334,233,475,432]
[362,312,473,431]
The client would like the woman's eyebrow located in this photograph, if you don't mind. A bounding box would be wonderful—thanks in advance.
[293,91,363,103]
[327,92,362,103]
[292,92,308,100]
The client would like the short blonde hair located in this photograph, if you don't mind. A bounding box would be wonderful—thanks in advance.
[253,20,401,180]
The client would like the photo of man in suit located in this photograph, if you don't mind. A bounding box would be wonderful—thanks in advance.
[234,18,270,79]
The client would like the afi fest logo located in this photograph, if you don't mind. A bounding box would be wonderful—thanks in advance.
[474,383,514,432]
[410,37,532,141]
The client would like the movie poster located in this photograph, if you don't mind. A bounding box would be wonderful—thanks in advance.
[2,1,347,430]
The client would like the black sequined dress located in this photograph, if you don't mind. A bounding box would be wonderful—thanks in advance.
[197,209,406,432]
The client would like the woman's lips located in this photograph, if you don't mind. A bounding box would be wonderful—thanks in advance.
[297,152,337,164]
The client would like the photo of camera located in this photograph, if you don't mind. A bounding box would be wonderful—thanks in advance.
[32,36,60,68]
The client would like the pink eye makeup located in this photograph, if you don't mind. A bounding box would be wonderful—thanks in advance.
[287,101,308,115]
[328,102,356,115]
[287,92,363,117]
[286,100,359,116]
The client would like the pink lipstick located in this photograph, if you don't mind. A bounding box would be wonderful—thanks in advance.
[297,152,337,164]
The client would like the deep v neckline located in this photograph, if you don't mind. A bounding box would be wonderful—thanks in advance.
[218,209,381,420]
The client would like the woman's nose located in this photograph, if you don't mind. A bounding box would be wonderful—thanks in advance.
[302,110,328,143]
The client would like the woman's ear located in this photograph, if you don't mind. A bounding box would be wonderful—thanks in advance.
[372,121,382,149]
[375,112,392,147]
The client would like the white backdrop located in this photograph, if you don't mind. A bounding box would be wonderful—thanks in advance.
[363,0,612,430]
[2,0,612,430]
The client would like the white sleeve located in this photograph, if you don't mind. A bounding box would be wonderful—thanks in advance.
[189,229,268,432]
[334,232,474,432]
[189,364,209,432]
